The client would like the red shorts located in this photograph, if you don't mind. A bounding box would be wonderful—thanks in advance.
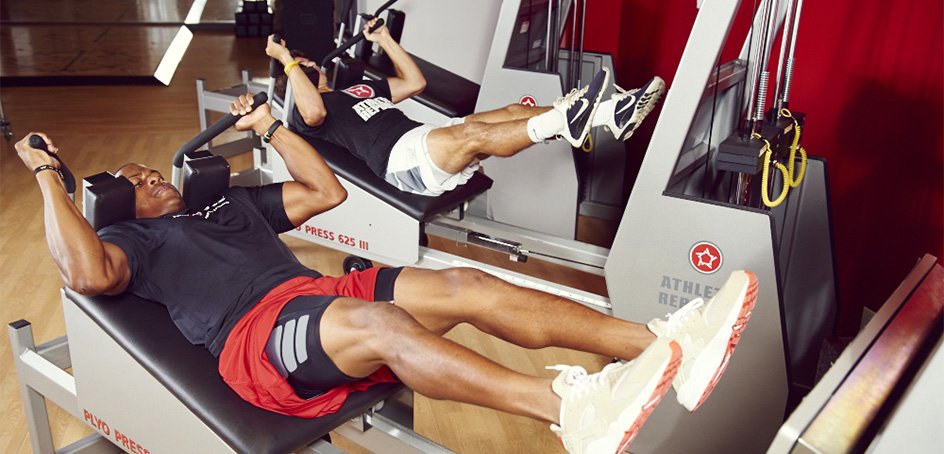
[218,269,398,418]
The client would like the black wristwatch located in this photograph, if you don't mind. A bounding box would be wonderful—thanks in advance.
[263,120,283,143]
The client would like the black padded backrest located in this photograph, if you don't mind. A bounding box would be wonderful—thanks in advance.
[333,57,367,91]
[363,53,480,119]
[302,135,492,221]
[82,172,135,231]
[64,288,404,454]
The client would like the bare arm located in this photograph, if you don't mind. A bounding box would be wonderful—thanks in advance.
[16,133,130,295]
[266,35,328,127]
[231,94,347,226]
[363,19,427,103]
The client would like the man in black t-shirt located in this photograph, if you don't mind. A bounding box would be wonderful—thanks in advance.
[269,24,666,196]
[16,94,759,453]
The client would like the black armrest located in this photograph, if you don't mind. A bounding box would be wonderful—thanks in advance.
[64,288,403,454]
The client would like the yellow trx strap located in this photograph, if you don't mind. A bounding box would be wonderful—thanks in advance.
[780,108,808,188]
[756,133,790,208]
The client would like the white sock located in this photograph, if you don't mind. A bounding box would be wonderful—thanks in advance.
[526,109,566,142]
[591,99,615,127]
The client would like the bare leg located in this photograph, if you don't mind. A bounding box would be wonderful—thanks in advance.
[389,268,657,360]
[423,103,559,174]
[464,103,552,124]
[424,118,537,174]
[320,297,561,424]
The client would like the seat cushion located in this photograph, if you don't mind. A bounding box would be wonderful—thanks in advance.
[304,136,491,221]
[64,288,403,454]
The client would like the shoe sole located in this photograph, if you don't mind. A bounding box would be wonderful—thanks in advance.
[566,69,610,147]
[688,271,758,412]
[615,79,665,141]
[614,341,682,453]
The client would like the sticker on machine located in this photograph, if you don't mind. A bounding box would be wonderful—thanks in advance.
[689,241,723,274]
[518,95,537,107]
[343,84,375,99]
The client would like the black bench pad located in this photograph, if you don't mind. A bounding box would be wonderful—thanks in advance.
[303,136,492,221]
[65,288,403,454]
[364,53,480,119]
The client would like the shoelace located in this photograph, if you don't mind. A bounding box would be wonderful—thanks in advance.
[553,86,589,110]
[613,84,631,96]
[547,362,624,399]
[659,298,705,337]
[614,83,658,110]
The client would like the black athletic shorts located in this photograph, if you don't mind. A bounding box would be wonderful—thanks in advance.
[265,267,402,398]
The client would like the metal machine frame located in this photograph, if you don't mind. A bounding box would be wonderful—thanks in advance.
[769,254,942,453]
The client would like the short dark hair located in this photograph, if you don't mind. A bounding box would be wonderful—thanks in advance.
[275,49,326,100]
[114,163,136,175]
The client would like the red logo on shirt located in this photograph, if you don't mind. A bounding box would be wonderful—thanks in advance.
[689,241,723,274]
[519,95,537,107]
[343,84,375,99]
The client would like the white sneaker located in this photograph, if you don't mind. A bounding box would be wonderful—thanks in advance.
[648,270,758,412]
[548,338,681,454]
[605,76,665,141]
[553,67,610,147]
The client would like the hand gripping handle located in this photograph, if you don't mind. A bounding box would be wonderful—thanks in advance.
[172,92,268,168]
[29,135,76,194]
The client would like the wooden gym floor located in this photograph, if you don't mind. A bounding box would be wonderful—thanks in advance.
[0,2,618,453]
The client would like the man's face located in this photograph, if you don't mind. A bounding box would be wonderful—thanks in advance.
[116,163,185,219]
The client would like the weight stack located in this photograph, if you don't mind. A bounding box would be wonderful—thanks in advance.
[235,0,274,37]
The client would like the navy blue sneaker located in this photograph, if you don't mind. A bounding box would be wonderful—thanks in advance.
[606,76,665,141]
[554,67,610,147]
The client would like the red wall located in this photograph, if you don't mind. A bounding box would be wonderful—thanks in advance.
[577,0,943,335]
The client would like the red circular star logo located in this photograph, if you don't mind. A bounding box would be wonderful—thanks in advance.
[519,95,537,107]
[343,84,375,98]
[689,241,723,274]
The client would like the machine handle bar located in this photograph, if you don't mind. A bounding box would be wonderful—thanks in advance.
[270,33,283,78]
[319,0,399,69]
[172,92,268,168]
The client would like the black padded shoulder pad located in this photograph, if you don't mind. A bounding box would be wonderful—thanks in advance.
[183,151,230,210]
[83,172,135,231]
[64,288,403,454]
[303,135,492,220]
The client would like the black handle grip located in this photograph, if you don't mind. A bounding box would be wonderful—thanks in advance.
[318,0,398,69]
[172,92,268,168]
[320,19,384,69]
[269,33,284,78]
[29,135,76,194]
[372,0,399,17]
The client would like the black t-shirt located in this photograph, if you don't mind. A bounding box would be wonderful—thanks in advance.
[291,78,422,176]
[97,184,320,356]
